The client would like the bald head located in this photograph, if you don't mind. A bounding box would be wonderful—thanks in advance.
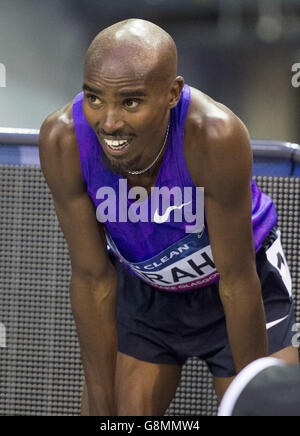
[84,19,178,89]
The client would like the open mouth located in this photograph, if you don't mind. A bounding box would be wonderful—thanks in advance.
[102,137,132,156]
[104,138,129,150]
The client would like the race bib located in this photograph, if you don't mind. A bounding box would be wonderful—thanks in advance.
[106,229,220,291]
[265,230,292,296]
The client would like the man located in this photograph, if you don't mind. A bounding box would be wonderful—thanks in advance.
[38,19,298,416]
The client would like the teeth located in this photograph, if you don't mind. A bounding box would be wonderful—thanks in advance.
[104,139,128,147]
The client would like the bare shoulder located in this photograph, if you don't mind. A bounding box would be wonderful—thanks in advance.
[39,101,76,157]
[186,86,250,144]
[184,86,251,187]
[39,101,85,198]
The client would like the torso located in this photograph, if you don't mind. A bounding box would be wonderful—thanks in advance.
[58,86,237,197]
[49,84,277,291]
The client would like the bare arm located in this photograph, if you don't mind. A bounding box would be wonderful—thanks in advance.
[39,107,117,415]
[201,115,268,373]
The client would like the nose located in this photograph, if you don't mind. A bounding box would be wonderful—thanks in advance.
[101,107,124,135]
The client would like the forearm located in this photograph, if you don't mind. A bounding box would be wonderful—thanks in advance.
[219,276,268,373]
[70,267,118,415]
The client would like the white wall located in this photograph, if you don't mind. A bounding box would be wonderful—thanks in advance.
[0,0,299,142]
[0,0,89,129]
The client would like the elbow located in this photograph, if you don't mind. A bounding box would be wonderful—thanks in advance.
[70,268,117,311]
[70,263,117,293]
[218,271,262,302]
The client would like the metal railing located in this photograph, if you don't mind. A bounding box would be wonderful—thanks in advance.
[1,128,300,164]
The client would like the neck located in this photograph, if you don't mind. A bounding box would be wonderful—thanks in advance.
[127,116,170,177]
[126,152,163,189]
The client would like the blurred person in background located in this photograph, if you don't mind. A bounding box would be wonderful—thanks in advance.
[218,357,300,416]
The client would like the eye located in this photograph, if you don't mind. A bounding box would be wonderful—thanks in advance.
[86,94,102,106]
[124,99,140,109]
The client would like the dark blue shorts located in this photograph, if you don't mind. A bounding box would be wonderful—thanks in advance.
[114,227,296,378]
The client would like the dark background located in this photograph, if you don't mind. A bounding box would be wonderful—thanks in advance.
[0,0,299,142]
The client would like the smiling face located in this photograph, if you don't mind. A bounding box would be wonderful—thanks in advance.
[82,19,184,176]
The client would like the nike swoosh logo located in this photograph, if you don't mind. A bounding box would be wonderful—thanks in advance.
[266,315,288,330]
[153,201,192,224]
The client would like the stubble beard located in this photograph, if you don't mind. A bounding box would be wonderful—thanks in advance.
[100,151,142,177]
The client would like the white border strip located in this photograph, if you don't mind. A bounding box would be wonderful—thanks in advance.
[218,357,285,416]
[0,127,40,135]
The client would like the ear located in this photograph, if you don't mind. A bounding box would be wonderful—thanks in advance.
[168,76,185,109]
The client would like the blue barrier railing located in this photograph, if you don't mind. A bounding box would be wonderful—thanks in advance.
[1,128,300,176]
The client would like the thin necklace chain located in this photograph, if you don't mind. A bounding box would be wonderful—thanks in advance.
[127,123,170,175]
